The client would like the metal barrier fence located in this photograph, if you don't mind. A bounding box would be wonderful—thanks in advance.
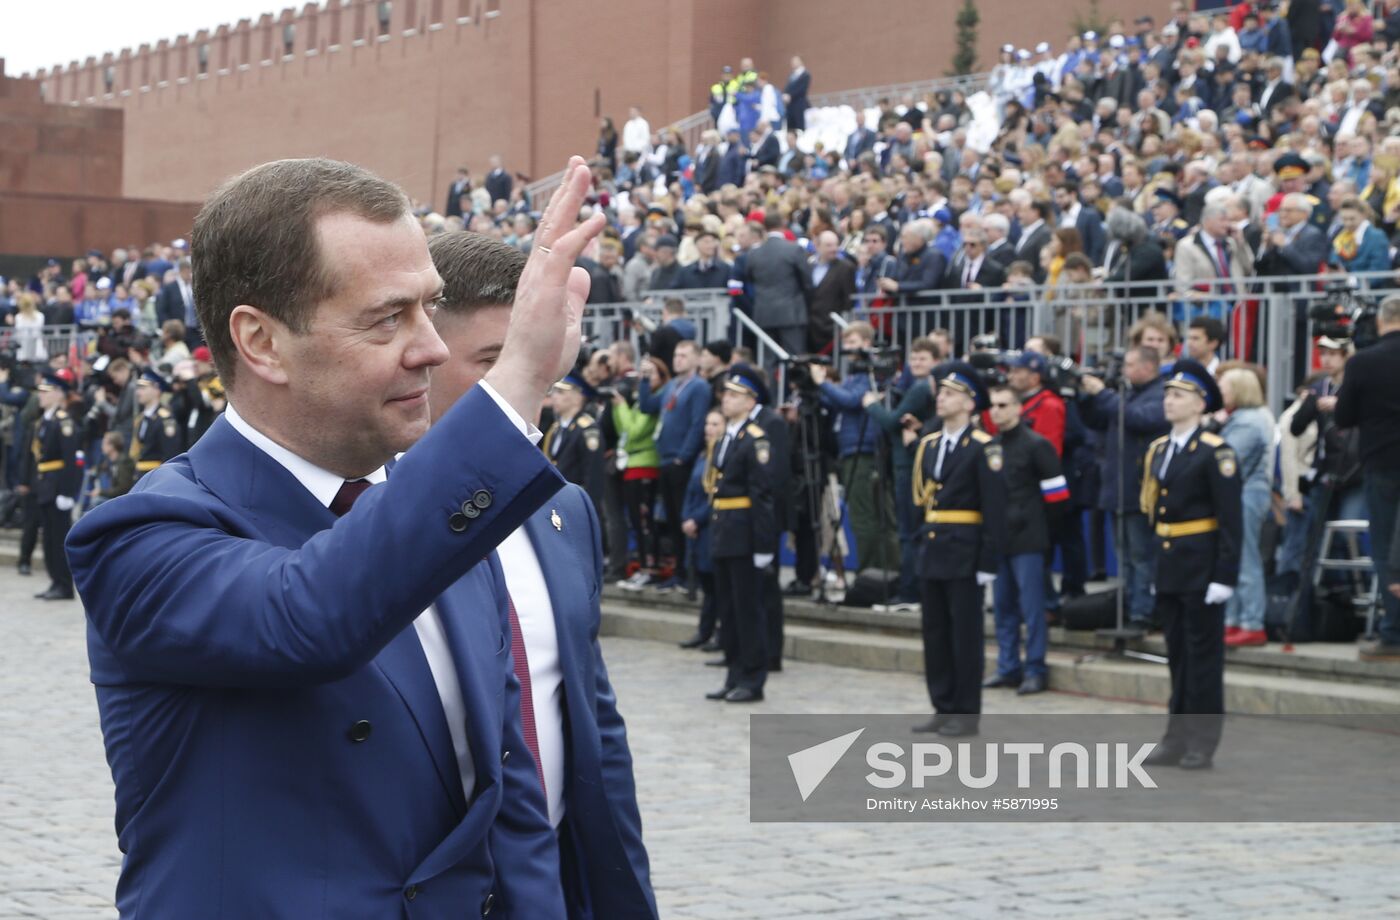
[579,289,730,354]
[0,324,93,365]
[838,270,1398,415]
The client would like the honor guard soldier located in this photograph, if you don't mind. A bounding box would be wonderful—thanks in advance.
[131,368,182,480]
[543,372,605,506]
[705,364,777,704]
[744,373,791,671]
[911,362,1007,736]
[1267,152,1330,232]
[1140,359,1243,770]
[29,371,83,600]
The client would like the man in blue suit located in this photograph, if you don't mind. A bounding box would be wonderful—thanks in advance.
[425,230,657,920]
[67,155,607,919]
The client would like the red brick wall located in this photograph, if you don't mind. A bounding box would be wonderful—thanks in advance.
[25,0,1176,208]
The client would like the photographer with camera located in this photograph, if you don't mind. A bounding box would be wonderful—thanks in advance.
[810,322,900,574]
[1079,345,1171,629]
[1335,296,1400,660]
[863,337,940,610]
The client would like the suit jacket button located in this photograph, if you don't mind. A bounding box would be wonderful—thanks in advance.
[348,720,372,743]
[449,512,470,532]
[461,503,481,519]
[472,489,493,509]
[405,884,419,901]
[1162,541,1171,551]
[482,892,495,915]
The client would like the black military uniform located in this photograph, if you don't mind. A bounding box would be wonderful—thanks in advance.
[707,366,777,703]
[911,363,1006,735]
[748,399,790,670]
[1140,360,1242,769]
[1272,152,1330,232]
[28,372,83,600]
[131,369,182,480]
[543,373,605,506]
[1151,188,1191,242]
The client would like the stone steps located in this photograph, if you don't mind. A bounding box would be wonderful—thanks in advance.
[601,583,1400,717]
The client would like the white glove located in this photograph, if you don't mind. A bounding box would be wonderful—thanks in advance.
[753,553,774,570]
[55,496,75,512]
[1205,583,1234,605]
[976,571,997,587]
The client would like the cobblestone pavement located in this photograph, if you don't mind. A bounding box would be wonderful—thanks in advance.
[2,567,1397,919]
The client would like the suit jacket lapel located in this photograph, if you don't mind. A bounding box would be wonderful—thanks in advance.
[189,417,466,815]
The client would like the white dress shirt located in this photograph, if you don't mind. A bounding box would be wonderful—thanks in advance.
[222,381,539,806]
[495,527,565,828]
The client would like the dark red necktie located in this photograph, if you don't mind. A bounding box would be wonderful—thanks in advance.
[329,479,372,517]
[507,596,547,796]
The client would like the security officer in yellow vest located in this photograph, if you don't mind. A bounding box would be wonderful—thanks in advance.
[543,372,605,507]
[131,368,182,480]
[705,364,777,704]
[911,362,1007,736]
[29,371,83,600]
[1139,359,1243,771]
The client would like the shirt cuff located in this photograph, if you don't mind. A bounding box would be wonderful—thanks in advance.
[478,380,543,446]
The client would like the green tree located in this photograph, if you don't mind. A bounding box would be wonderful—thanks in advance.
[1070,0,1108,38]
[949,0,979,77]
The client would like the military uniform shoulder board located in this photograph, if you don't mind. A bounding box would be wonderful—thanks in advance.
[745,422,766,438]
[984,443,1004,472]
[56,409,69,419]
[1198,431,1224,447]
[971,429,994,444]
[158,407,172,418]
[583,426,601,451]
[1173,218,1188,228]
[1216,446,1238,477]
[1148,434,1169,453]
[576,415,594,428]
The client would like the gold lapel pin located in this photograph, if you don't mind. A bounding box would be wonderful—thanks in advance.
[551,509,562,532]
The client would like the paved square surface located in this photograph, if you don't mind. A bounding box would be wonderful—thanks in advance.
[1,567,1397,918]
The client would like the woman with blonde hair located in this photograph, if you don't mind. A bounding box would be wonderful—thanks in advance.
[8,291,47,362]
[1218,365,1276,647]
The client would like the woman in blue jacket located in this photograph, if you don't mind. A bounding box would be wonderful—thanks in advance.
[1329,197,1391,276]
[1218,366,1277,648]
[678,409,725,649]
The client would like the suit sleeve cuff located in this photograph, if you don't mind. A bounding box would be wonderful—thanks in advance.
[478,381,543,446]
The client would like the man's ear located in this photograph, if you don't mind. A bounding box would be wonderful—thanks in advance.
[229,304,291,386]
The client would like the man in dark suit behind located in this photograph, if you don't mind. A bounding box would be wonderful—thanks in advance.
[750,123,781,171]
[156,258,202,345]
[809,230,856,352]
[844,111,877,165]
[743,211,814,359]
[695,129,722,194]
[784,56,811,132]
[484,155,513,206]
[1011,199,1054,283]
[675,230,731,290]
[1254,192,1329,277]
[445,166,470,218]
[426,231,657,920]
[718,129,748,188]
[943,229,1006,295]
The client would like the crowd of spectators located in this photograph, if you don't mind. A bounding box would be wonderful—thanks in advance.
[6,1,1400,659]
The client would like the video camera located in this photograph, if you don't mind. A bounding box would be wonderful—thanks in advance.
[782,353,833,394]
[842,346,903,379]
[1310,278,1378,350]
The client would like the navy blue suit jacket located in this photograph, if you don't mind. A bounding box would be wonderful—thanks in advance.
[518,484,657,919]
[67,387,568,919]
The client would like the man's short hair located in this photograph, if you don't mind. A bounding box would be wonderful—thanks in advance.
[989,383,1022,404]
[1188,315,1226,346]
[427,231,526,317]
[663,297,686,317]
[703,338,733,363]
[863,225,888,243]
[763,211,785,231]
[1129,344,1161,366]
[843,320,876,344]
[910,336,939,358]
[674,339,700,356]
[1379,294,1400,327]
[192,158,411,386]
[108,357,131,376]
[1031,333,1063,356]
[103,430,127,452]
